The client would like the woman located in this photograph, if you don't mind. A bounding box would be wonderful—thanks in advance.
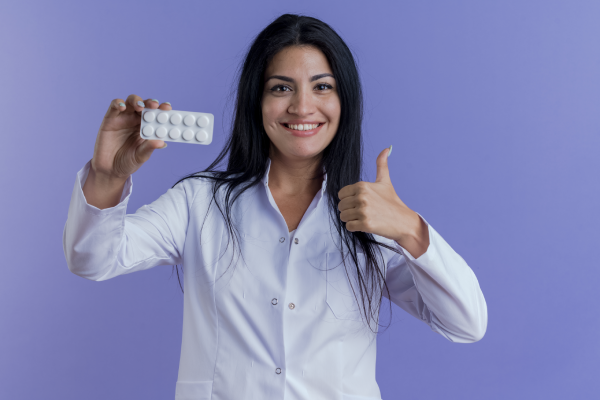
[64,14,487,400]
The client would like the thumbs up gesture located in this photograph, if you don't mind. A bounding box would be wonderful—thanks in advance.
[337,146,430,258]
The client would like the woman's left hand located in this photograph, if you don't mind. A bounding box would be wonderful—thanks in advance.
[337,146,430,258]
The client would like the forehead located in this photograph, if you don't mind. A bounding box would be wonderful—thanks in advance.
[265,45,332,78]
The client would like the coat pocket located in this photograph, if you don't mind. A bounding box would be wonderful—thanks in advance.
[325,251,366,321]
[175,380,213,400]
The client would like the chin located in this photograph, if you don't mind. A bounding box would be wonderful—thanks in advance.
[285,144,326,159]
[268,134,330,160]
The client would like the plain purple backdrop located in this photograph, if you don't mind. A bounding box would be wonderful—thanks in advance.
[1,1,598,399]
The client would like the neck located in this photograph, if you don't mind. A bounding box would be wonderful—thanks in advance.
[267,146,324,196]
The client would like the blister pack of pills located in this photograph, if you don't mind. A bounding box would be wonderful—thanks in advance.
[139,108,214,145]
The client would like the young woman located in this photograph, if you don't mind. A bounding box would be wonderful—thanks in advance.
[64,14,487,400]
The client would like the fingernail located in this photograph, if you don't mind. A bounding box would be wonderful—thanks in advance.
[387,145,393,158]
[151,99,159,103]
[160,143,168,149]
[164,102,171,105]
[118,102,125,107]
[137,100,145,108]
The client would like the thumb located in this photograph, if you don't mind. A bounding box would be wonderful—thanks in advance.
[137,139,167,164]
[375,145,392,183]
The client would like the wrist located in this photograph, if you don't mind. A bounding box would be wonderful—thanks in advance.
[83,165,129,209]
[393,211,430,258]
[88,164,129,187]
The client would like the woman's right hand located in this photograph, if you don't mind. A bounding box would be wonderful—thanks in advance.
[92,94,172,180]
[82,95,172,209]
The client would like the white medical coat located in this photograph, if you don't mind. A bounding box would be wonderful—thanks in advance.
[63,158,487,400]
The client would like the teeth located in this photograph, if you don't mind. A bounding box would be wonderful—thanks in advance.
[286,123,319,131]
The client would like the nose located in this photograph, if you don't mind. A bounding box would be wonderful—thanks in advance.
[287,88,316,116]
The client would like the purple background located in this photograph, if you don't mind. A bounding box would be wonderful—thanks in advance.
[1,1,598,398]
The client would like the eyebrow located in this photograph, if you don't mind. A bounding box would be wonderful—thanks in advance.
[265,73,335,83]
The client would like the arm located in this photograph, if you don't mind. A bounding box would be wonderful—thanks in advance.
[383,213,488,343]
[337,147,487,342]
[63,161,194,281]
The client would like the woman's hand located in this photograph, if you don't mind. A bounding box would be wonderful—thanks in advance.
[82,95,172,209]
[337,146,430,258]
[92,94,172,180]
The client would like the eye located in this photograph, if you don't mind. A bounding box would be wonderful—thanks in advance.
[315,83,333,91]
[270,84,292,92]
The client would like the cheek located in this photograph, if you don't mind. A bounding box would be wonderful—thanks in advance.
[262,97,286,125]
[324,100,341,127]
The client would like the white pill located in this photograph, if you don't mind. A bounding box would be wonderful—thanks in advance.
[183,115,196,126]
[197,115,210,128]
[156,126,167,138]
[157,112,169,124]
[195,129,208,142]
[169,128,181,139]
[182,129,194,141]
[170,113,182,125]
[143,111,156,122]
[142,125,154,137]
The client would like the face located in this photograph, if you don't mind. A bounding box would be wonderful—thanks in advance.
[261,45,341,162]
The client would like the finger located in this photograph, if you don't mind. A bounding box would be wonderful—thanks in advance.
[375,146,392,183]
[126,94,146,114]
[338,183,358,200]
[345,220,363,233]
[144,98,161,109]
[338,196,358,212]
[340,208,362,223]
[104,98,127,119]
[158,101,172,111]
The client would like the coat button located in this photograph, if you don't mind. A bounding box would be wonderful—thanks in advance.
[294,238,299,244]
[288,303,295,310]
[279,237,285,243]
[275,368,282,374]
[271,298,278,305]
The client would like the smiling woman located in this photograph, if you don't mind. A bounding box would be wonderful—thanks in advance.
[262,48,339,147]
[64,13,487,400]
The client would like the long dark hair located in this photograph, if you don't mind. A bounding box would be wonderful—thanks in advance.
[171,13,401,331]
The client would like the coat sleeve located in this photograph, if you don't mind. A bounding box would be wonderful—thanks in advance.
[62,160,198,281]
[382,213,488,343]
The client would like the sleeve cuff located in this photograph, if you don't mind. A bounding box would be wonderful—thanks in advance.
[76,160,133,216]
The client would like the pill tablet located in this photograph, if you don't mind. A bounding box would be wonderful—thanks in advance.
[196,130,208,142]
[139,108,213,145]
[156,126,167,138]
[197,116,210,128]
[157,112,169,124]
[142,125,154,137]
[182,129,194,141]
[169,128,181,139]
[170,113,182,125]
[143,111,156,122]
[183,115,195,126]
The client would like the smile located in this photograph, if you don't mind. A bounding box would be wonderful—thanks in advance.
[280,122,324,137]
[283,123,321,131]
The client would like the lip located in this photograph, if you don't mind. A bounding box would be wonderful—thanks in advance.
[280,122,324,137]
